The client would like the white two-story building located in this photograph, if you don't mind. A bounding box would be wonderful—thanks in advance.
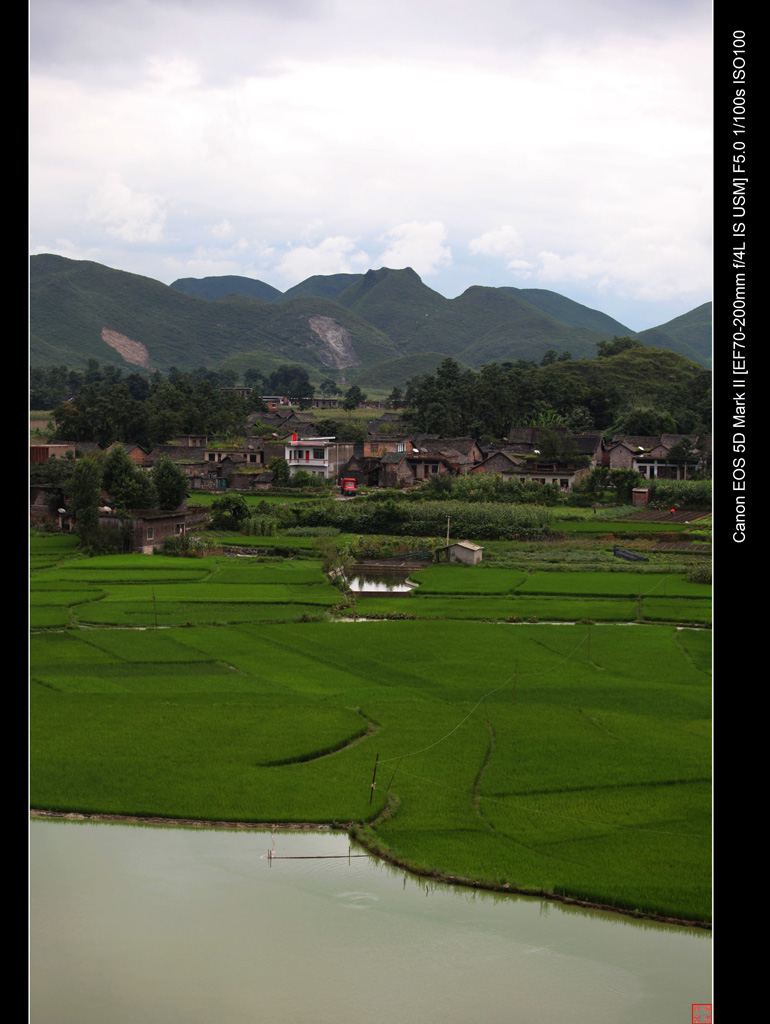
[284,436,355,480]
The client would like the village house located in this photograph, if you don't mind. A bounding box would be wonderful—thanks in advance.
[412,436,484,473]
[338,453,382,489]
[30,442,101,463]
[362,437,415,458]
[103,441,149,466]
[262,395,292,410]
[377,450,454,488]
[99,505,190,554]
[284,436,355,480]
[470,450,526,479]
[170,435,208,448]
[219,386,253,400]
[606,434,711,480]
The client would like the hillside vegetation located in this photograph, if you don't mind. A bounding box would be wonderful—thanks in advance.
[31,255,712,379]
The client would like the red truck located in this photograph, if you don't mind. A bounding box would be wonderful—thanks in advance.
[340,477,357,496]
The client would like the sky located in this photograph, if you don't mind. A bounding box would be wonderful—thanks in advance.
[29,0,712,332]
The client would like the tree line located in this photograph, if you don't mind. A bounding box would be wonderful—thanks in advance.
[402,347,711,441]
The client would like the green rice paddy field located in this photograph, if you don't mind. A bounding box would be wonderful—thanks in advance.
[29,536,712,923]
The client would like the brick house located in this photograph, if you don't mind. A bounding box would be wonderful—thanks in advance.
[606,435,711,480]
[98,503,190,554]
[470,451,526,479]
[378,450,454,488]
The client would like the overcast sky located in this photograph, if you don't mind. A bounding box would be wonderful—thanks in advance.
[30,0,712,331]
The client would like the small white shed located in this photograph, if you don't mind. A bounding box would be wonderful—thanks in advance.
[448,541,484,565]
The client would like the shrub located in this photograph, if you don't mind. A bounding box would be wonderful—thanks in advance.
[687,563,712,584]
[160,534,220,556]
[647,479,712,510]
[210,493,250,530]
[283,527,341,537]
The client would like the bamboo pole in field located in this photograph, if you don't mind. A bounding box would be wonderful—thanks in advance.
[152,588,158,629]
[386,756,403,792]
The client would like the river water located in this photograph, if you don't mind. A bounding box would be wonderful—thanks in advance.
[30,819,711,1024]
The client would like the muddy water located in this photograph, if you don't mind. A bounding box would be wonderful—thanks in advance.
[30,819,711,1024]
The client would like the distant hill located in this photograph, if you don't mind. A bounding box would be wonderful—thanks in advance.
[337,271,610,364]
[170,271,364,304]
[337,267,451,347]
[507,287,637,338]
[280,273,363,303]
[639,303,712,369]
[30,255,712,382]
[31,255,399,375]
[171,275,282,302]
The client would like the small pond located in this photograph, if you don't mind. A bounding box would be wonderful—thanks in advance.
[348,573,418,594]
[30,819,711,1024]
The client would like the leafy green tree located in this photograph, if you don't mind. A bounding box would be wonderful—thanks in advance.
[567,405,594,432]
[314,418,367,443]
[246,391,268,415]
[210,493,250,530]
[102,446,158,510]
[267,456,290,487]
[67,455,103,544]
[666,437,701,480]
[268,364,311,395]
[576,466,611,496]
[608,468,643,503]
[293,380,316,410]
[243,368,266,390]
[292,468,312,487]
[611,407,677,436]
[596,336,643,358]
[341,385,367,411]
[152,456,188,509]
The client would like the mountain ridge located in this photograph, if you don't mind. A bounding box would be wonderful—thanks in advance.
[30,255,712,380]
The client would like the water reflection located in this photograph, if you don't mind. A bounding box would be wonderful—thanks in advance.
[30,819,710,1024]
[348,573,418,594]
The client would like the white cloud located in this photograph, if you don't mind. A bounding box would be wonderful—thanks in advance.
[275,236,371,283]
[29,0,712,326]
[86,176,167,243]
[144,54,202,91]
[469,226,525,263]
[376,222,452,277]
[211,220,235,238]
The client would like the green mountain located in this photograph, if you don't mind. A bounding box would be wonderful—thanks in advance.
[638,303,712,369]
[30,255,712,384]
[441,286,608,365]
[507,287,637,337]
[337,267,451,347]
[30,255,399,376]
[171,275,282,302]
[280,273,363,303]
